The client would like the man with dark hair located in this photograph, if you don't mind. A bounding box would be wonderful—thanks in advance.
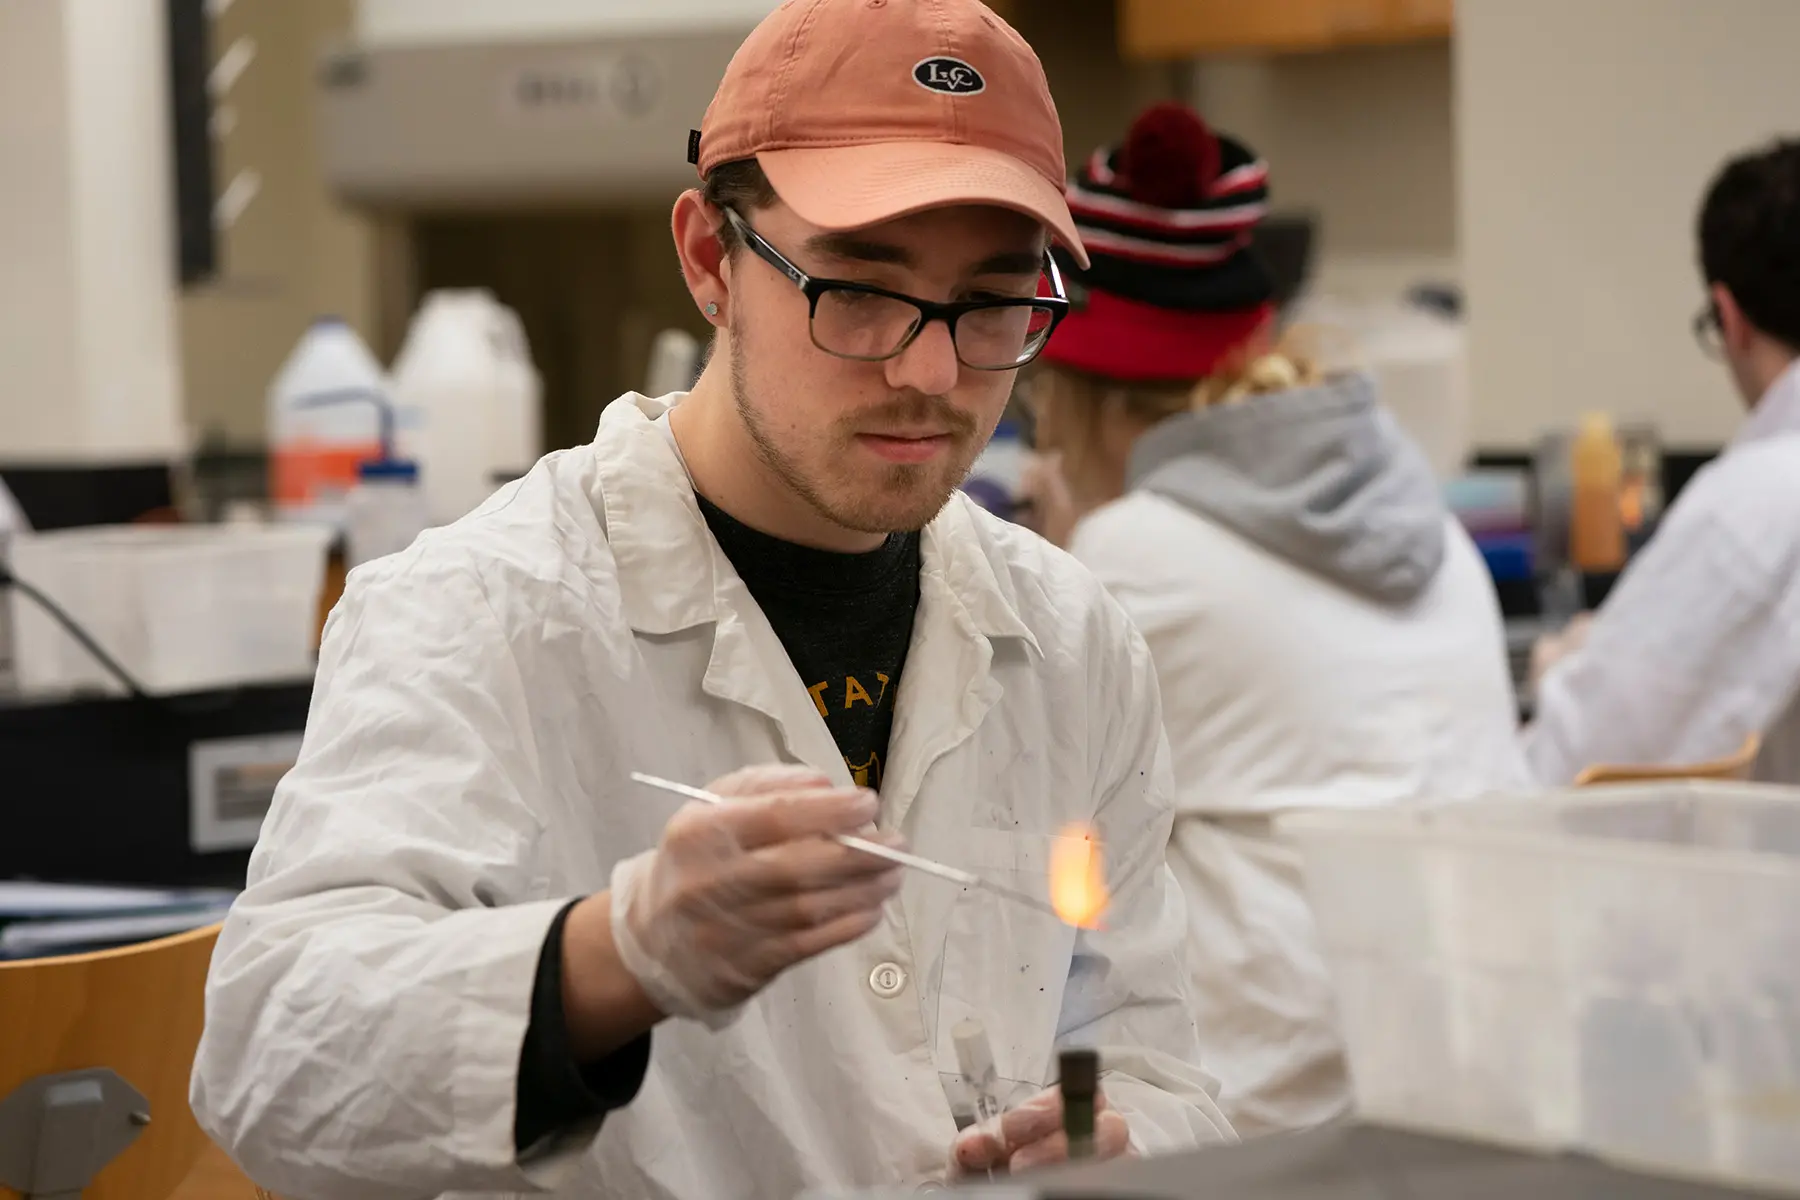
[191,1,1233,1197]
[1525,138,1800,784]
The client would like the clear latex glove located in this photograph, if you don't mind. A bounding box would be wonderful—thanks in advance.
[610,764,904,1029]
[1017,451,1079,549]
[948,1084,1134,1176]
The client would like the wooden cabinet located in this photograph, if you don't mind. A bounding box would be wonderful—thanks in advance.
[1120,0,1452,60]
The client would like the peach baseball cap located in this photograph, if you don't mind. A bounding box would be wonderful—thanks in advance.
[693,0,1088,268]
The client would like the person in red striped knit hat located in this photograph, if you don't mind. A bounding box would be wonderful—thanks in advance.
[1018,102,1280,545]
[1045,101,1276,385]
[1018,101,1530,1138]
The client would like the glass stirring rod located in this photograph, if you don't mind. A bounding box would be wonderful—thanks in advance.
[627,772,1063,920]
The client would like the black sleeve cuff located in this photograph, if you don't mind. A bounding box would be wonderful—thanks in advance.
[514,898,653,1155]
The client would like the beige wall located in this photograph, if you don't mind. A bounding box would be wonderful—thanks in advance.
[179,0,376,445]
[1458,0,1800,449]
[1190,41,1456,264]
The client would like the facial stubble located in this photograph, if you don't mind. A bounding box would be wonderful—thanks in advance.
[728,329,980,536]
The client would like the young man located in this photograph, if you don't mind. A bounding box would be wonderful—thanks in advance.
[189,2,1233,1197]
[1525,138,1800,784]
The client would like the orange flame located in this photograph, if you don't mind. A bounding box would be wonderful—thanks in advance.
[1049,823,1108,929]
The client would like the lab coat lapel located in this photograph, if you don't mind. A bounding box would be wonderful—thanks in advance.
[879,501,1037,833]
[881,568,1002,833]
[590,394,850,785]
[701,568,855,786]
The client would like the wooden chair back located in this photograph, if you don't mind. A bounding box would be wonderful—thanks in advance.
[0,923,257,1200]
[1574,732,1762,787]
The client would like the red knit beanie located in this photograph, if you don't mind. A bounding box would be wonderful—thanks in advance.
[1041,102,1275,383]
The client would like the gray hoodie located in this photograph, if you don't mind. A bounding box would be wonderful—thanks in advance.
[1124,372,1447,605]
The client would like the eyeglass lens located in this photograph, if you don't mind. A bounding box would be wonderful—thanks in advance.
[811,290,1057,369]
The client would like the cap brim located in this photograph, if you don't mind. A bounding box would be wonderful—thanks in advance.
[758,142,1089,270]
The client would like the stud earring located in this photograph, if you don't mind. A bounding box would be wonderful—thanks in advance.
[704,302,719,317]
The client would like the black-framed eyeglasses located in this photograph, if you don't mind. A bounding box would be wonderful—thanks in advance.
[1693,298,1724,359]
[720,207,1069,371]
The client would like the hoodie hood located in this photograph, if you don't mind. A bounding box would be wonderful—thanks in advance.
[1126,372,1447,604]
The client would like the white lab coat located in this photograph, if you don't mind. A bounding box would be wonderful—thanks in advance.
[1524,361,1800,785]
[1070,492,1528,1135]
[190,393,1233,1200]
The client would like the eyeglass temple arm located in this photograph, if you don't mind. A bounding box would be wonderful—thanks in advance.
[720,206,811,290]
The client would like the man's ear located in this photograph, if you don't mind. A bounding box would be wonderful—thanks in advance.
[1714,282,1757,355]
[672,189,729,325]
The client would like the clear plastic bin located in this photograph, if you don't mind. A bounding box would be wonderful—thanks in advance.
[8,525,331,696]
[1280,782,1800,1193]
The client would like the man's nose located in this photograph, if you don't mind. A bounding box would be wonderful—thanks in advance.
[885,319,961,398]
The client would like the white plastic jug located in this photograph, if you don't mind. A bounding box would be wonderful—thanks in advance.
[268,318,392,531]
[391,290,544,525]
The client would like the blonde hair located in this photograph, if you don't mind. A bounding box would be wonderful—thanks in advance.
[1024,325,1347,503]
[1189,327,1327,409]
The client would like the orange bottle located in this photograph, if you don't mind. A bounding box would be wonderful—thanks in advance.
[1569,413,1626,573]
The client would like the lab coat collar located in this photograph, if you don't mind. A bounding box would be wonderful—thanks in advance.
[587,391,1042,651]
[1737,358,1800,449]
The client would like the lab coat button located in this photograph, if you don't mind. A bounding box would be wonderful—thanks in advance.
[868,961,908,997]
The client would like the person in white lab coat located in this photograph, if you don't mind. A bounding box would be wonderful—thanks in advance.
[188,5,1234,1199]
[1525,139,1800,784]
[1018,104,1529,1136]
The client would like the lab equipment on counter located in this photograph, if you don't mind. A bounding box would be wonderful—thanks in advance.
[802,1120,1777,1200]
[391,289,542,526]
[1279,781,1800,1193]
[6,525,330,697]
[1532,418,1664,616]
[962,419,1028,521]
[0,680,309,887]
[1569,412,1626,573]
[345,459,431,569]
[268,317,393,532]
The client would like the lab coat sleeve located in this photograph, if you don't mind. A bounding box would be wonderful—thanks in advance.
[1522,485,1800,784]
[1055,600,1238,1152]
[190,556,596,1200]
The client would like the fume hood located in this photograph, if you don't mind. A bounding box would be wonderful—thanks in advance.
[318,23,755,208]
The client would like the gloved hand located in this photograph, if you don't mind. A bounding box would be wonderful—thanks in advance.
[610,764,904,1028]
[949,1085,1134,1176]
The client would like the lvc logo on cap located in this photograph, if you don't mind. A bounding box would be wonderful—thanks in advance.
[913,57,985,95]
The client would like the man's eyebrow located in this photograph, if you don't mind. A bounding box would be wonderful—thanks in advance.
[802,232,915,268]
[969,249,1047,278]
[799,235,1045,279]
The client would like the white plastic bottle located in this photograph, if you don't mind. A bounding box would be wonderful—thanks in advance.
[345,459,432,569]
[267,318,391,532]
[391,290,543,525]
